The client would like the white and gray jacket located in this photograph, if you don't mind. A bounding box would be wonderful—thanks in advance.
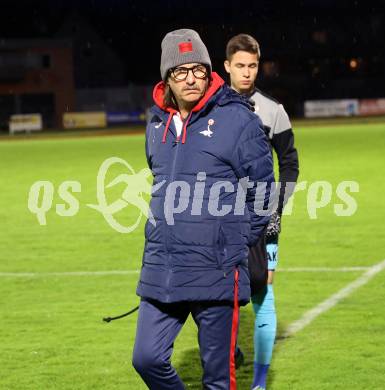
[248,88,299,215]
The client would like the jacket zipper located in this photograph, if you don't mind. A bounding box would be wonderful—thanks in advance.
[164,116,184,299]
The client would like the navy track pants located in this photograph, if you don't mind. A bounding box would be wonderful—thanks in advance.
[132,296,239,389]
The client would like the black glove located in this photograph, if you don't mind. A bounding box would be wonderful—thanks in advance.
[266,211,281,240]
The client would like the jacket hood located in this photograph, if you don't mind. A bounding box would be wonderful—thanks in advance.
[151,72,253,144]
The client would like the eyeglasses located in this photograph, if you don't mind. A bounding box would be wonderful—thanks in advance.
[170,65,208,81]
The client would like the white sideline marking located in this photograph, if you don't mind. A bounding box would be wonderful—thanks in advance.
[0,270,140,277]
[278,266,369,272]
[0,266,371,278]
[283,258,385,338]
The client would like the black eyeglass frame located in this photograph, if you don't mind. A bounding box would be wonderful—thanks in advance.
[168,64,209,81]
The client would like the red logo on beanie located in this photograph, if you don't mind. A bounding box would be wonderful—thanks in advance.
[179,42,193,53]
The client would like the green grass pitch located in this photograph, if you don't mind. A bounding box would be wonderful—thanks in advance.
[0,120,384,389]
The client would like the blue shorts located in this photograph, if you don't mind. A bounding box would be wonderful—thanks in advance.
[266,242,279,271]
[266,234,279,271]
[248,234,279,295]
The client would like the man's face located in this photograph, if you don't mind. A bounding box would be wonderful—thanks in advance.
[224,51,259,94]
[167,63,209,108]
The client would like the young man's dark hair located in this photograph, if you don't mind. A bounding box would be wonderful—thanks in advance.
[226,33,261,61]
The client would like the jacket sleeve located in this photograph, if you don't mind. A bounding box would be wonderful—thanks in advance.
[230,115,275,246]
[145,122,152,170]
[271,105,299,214]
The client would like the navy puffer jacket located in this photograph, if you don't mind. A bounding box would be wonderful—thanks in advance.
[136,73,274,305]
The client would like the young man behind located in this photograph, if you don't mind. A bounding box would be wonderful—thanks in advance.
[224,34,299,390]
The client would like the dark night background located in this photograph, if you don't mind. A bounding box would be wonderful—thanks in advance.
[1,0,384,120]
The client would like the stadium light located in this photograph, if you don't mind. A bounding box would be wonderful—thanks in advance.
[349,58,358,70]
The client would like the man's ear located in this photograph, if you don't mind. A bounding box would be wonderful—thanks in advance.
[224,60,231,74]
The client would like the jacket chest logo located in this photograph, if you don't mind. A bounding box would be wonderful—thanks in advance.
[200,119,214,137]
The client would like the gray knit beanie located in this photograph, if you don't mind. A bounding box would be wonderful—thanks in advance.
[160,29,212,80]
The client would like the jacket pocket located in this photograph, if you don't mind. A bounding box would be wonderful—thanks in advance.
[215,225,227,269]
